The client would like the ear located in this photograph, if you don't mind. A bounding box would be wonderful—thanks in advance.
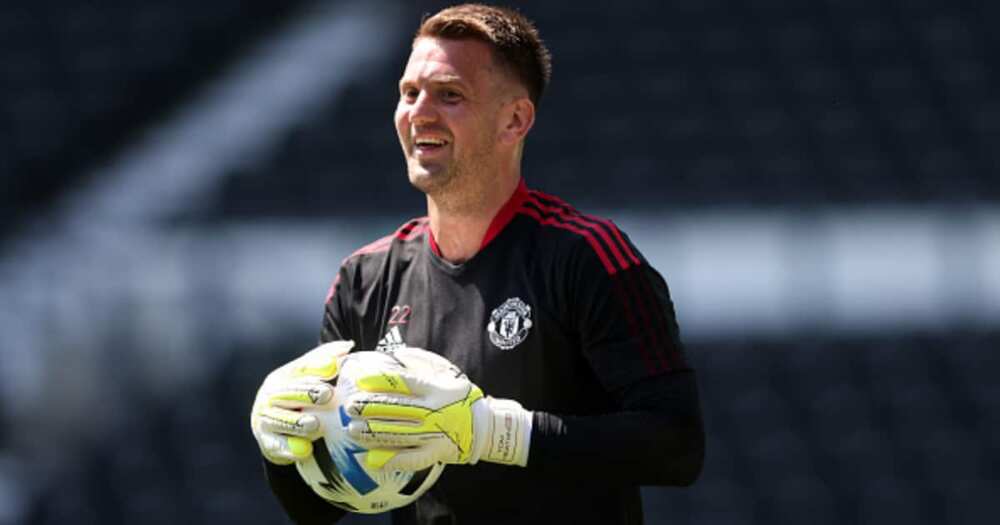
[498,97,535,146]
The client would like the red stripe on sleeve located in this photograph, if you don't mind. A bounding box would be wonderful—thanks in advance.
[518,195,670,374]
[395,217,430,241]
[343,218,428,254]
[603,220,641,266]
[623,267,674,372]
[516,204,661,374]
[517,206,618,275]
[609,272,662,375]
[351,236,393,257]
[525,189,676,373]
[530,190,641,266]
[525,193,632,271]
[635,268,685,371]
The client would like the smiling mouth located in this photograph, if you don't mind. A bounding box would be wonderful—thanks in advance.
[413,136,449,153]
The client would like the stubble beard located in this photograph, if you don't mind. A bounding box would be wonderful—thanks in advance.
[407,158,455,196]
[407,136,496,215]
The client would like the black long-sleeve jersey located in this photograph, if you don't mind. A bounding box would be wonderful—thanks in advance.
[266,180,704,524]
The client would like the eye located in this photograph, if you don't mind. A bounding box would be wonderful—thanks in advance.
[401,87,419,101]
[441,89,463,103]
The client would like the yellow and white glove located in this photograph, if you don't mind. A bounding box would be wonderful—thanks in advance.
[250,340,354,465]
[342,354,533,472]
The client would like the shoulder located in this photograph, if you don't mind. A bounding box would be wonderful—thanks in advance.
[515,188,642,277]
[337,216,429,274]
[324,217,429,305]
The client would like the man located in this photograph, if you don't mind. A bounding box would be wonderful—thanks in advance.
[252,4,704,524]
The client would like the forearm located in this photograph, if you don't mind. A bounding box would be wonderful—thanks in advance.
[526,370,704,486]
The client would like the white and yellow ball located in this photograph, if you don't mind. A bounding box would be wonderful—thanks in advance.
[295,347,452,514]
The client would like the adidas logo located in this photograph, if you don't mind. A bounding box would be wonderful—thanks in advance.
[375,326,406,352]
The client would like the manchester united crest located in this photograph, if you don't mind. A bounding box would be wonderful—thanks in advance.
[487,297,533,350]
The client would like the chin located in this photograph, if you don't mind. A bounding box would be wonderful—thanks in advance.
[407,164,450,194]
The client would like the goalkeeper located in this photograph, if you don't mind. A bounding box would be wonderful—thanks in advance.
[251,4,704,524]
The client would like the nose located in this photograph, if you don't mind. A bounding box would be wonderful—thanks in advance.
[409,90,437,127]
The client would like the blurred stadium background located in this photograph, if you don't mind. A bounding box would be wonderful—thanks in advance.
[1,0,997,523]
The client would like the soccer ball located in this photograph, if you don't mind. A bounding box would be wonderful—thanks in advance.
[296,347,452,513]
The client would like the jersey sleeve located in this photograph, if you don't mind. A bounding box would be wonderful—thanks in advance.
[529,369,704,485]
[569,226,688,392]
[320,261,356,344]
[535,230,703,484]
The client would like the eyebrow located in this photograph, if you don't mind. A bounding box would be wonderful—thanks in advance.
[400,74,466,89]
[428,74,462,84]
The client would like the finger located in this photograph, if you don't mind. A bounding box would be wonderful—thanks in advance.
[347,419,437,448]
[344,393,428,419]
[290,341,355,380]
[258,432,314,464]
[355,369,468,398]
[260,406,323,438]
[321,339,356,356]
[267,381,334,409]
[361,401,432,422]
[389,347,465,379]
[366,417,438,436]
[354,371,414,395]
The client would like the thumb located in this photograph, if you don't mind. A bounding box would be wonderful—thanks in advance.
[258,433,314,464]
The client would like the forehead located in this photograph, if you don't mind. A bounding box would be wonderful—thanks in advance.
[400,37,497,85]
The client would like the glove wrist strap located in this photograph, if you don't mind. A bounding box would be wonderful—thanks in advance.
[473,397,533,467]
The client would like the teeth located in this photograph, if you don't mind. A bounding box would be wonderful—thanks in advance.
[415,137,446,146]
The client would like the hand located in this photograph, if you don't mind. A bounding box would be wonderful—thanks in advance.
[342,354,533,472]
[250,340,354,465]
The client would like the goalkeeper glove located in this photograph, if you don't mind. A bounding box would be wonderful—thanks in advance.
[342,355,533,472]
[250,340,353,465]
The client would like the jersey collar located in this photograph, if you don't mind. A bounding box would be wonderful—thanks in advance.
[480,178,529,251]
[426,178,528,257]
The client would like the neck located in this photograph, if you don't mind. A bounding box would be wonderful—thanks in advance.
[427,173,520,263]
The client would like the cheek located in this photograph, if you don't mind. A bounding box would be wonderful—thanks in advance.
[394,105,408,137]
[470,114,498,145]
